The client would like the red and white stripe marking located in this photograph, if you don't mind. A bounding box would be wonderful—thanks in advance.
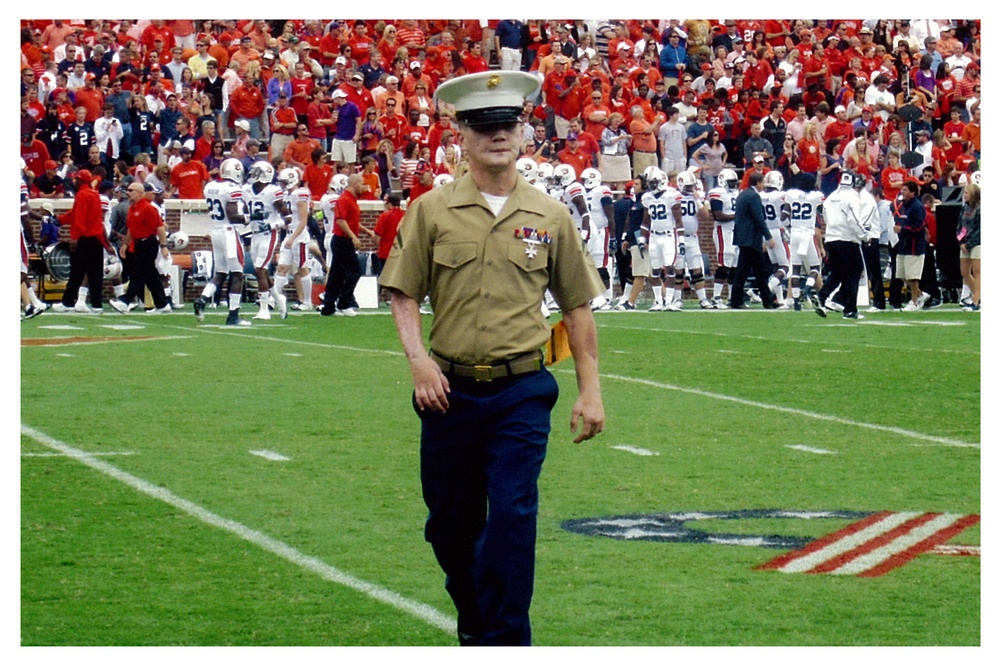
[756,511,980,577]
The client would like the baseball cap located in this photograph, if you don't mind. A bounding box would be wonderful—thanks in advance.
[44,159,58,170]
[753,155,765,164]
[835,105,846,114]
[335,56,347,65]
[351,72,364,81]
[263,51,275,60]
[331,89,348,99]
[567,132,579,141]
[145,182,164,194]
[858,26,872,34]
[385,75,399,84]
[410,60,422,69]
[434,71,540,128]
[235,119,250,131]
[75,169,93,183]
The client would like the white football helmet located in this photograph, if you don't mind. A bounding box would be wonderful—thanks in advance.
[718,168,739,190]
[278,167,301,189]
[433,173,454,189]
[763,170,784,191]
[103,253,122,280]
[219,158,245,184]
[646,168,668,193]
[553,163,576,187]
[536,162,555,187]
[329,174,349,193]
[247,161,274,185]
[581,167,602,190]
[677,170,699,194]
[971,171,982,186]
[167,231,189,251]
[516,157,538,183]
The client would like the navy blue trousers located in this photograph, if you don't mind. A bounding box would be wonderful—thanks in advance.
[417,368,559,646]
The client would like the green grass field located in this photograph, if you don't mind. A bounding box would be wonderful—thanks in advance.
[20,304,981,647]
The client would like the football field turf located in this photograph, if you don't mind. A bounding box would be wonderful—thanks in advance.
[20,305,981,647]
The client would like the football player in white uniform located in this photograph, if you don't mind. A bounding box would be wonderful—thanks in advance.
[706,168,740,308]
[194,157,250,325]
[673,170,713,308]
[21,161,47,319]
[273,167,313,313]
[639,168,683,310]
[783,182,825,310]
[517,157,549,194]
[553,164,591,243]
[581,167,616,309]
[760,170,792,308]
[244,161,291,319]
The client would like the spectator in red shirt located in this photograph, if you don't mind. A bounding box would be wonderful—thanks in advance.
[303,149,333,200]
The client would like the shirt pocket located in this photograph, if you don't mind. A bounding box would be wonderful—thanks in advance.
[431,241,479,297]
[502,241,549,303]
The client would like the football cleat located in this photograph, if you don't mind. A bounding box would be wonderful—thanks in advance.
[193,297,206,322]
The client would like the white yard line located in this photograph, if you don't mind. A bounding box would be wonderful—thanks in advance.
[574,372,979,449]
[785,445,838,455]
[596,322,978,355]
[612,445,659,457]
[22,451,136,458]
[250,450,292,462]
[20,424,456,636]
[142,323,979,449]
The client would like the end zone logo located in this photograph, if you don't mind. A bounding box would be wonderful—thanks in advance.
[561,510,980,577]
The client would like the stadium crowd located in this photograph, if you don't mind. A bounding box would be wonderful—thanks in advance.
[19,18,982,317]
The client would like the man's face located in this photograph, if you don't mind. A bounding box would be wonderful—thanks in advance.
[126,184,144,202]
[73,63,84,77]
[461,121,522,173]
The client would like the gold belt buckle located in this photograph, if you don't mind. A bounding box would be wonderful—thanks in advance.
[473,365,494,382]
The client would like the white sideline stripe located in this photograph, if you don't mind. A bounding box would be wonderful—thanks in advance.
[777,512,920,573]
[588,372,978,449]
[20,424,457,636]
[250,449,291,462]
[830,513,964,575]
[22,451,136,458]
[786,445,837,455]
[612,445,659,457]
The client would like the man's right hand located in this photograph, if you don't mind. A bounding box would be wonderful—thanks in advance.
[411,355,450,413]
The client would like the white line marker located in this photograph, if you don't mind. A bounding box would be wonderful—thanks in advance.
[283,353,303,357]
[22,451,136,458]
[581,372,978,449]
[38,325,85,330]
[20,424,456,636]
[173,352,190,357]
[612,445,659,457]
[55,353,74,357]
[250,449,291,461]
[100,324,147,330]
[786,445,838,455]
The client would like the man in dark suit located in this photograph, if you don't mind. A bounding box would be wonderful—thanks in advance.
[729,171,777,309]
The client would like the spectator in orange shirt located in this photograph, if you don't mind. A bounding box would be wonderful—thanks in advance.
[960,106,980,157]
[629,104,661,178]
[283,123,322,172]
[359,155,381,200]
[170,147,209,199]
[557,132,593,179]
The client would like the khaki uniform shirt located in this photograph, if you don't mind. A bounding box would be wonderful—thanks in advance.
[381,173,604,366]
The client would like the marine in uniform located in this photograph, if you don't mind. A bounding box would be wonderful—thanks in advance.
[380,71,605,646]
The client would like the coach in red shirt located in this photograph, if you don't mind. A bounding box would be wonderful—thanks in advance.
[320,173,376,316]
[58,169,108,311]
[112,182,171,312]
